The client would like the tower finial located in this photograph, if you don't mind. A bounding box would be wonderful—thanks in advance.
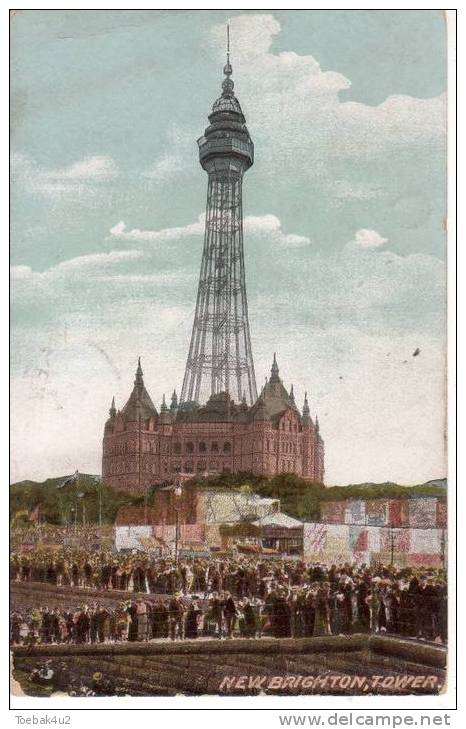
[222,22,234,97]
[289,384,295,403]
[134,357,143,386]
[109,395,116,417]
[270,352,280,383]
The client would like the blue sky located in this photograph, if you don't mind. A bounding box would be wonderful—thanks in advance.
[10,10,447,484]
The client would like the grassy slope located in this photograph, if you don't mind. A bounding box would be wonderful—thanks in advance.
[10,473,446,525]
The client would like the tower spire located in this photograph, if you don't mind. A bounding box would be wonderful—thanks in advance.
[222,23,234,97]
[270,352,280,383]
[109,395,116,417]
[134,357,143,387]
[289,384,295,404]
[302,391,311,426]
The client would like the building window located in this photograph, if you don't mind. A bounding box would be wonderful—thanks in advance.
[174,463,182,473]
[184,462,194,473]
[211,442,219,453]
[186,442,194,453]
[223,441,231,453]
[197,461,206,471]
[199,441,207,453]
[174,442,182,454]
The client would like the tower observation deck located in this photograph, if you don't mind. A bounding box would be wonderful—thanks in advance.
[180,31,258,406]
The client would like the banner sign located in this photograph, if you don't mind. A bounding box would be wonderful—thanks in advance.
[408,498,438,528]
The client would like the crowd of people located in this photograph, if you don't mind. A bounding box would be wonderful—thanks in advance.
[10,547,447,645]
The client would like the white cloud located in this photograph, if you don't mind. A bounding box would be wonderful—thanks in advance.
[346,229,388,250]
[109,215,206,242]
[11,250,143,284]
[327,180,384,201]
[210,15,446,171]
[110,212,310,248]
[11,152,119,198]
[143,153,185,181]
[50,156,118,180]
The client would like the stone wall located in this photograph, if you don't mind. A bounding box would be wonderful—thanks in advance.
[11,635,446,698]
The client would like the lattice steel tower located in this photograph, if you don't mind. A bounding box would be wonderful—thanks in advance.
[181,30,258,406]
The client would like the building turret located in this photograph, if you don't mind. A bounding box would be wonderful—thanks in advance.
[302,392,312,426]
[170,389,178,412]
[253,392,270,421]
[109,395,116,418]
[289,384,295,405]
[270,352,280,384]
[159,394,172,424]
[120,358,158,423]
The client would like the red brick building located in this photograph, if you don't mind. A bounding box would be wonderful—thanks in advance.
[102,355,324,492]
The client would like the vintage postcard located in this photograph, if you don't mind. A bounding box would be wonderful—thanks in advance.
[9,8,452,708]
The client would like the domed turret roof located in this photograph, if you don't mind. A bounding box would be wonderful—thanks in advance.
[211,94,243,115]
[258,354,299,419]
[121,359,158,422]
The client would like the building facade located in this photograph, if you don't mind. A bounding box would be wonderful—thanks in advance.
[102,356,324,491]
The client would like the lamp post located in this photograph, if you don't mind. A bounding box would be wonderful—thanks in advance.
[93,476,102,527]
[389,522,394,567]
[174,483,182,564]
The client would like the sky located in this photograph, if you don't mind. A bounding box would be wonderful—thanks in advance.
[10,10,447,485]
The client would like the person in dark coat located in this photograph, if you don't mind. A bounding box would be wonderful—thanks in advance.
[272,590,292,638]
[76,606,90,644]
[51,608,61,643]
[97,606,110,643]
[210,593,223,638]
[303,590,316,637]
[168,594,185,641]
[357,579,370,630]
[10,613,21,644]
[41,607,52,643]
[64,610,75,643]
[242,599,257,638]
[90,604,99,643]
[126,601,138,642]
[185,599,202,639]
[223,592,237,638]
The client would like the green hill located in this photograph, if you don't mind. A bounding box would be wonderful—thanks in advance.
[10,475,144,526]
[10,472,447,526]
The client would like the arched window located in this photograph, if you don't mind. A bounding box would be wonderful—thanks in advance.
[211,442,219,453]
[173,442,182,454]
[223,441,231,453]
[199,442,207,453]
[186,442,194,453]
